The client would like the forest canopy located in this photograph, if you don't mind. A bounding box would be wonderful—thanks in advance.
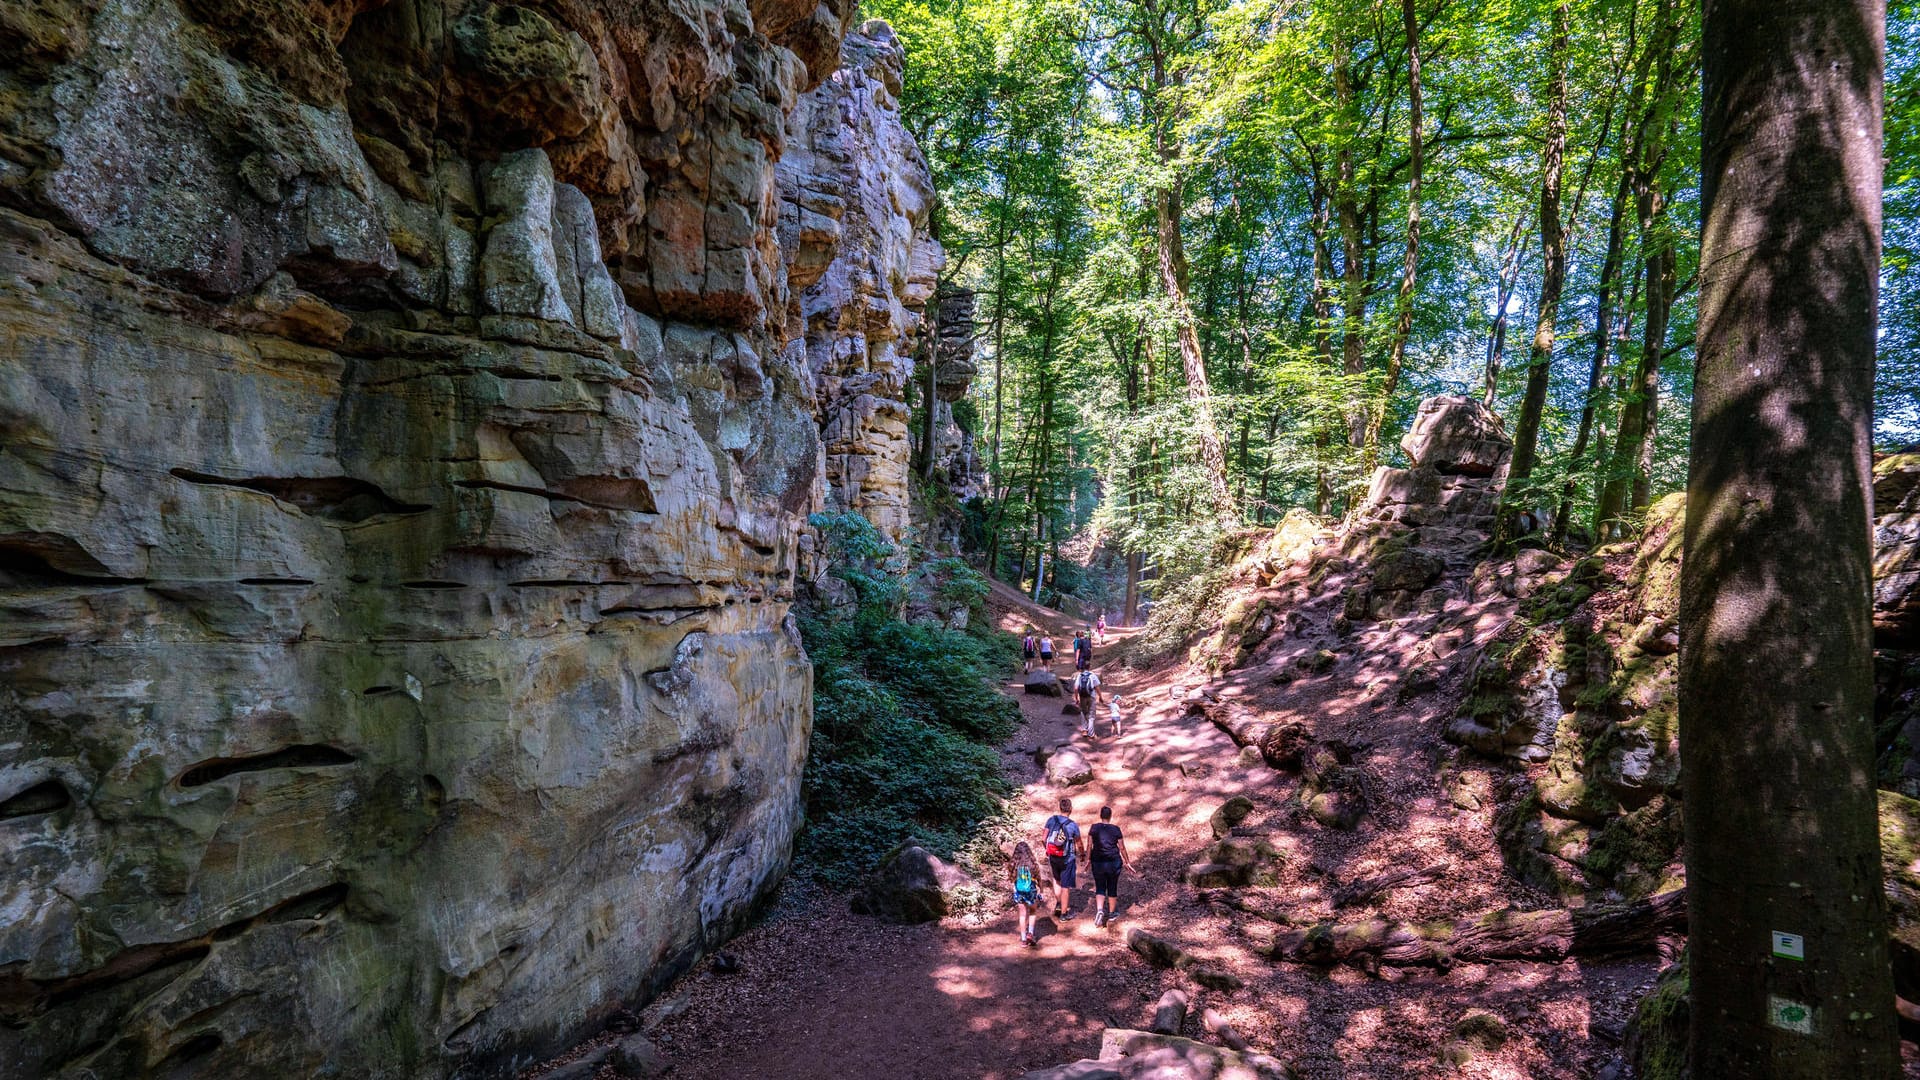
[869,0,1920,609]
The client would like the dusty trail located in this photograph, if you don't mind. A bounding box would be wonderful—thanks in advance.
[606,583,1659,1080]
[625,587,1249,1080]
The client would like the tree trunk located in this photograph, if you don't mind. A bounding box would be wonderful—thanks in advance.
[1507,0,1571,486]
[1596,0,1683,539]
[1681,0,1897,1073]
[1553,163,1632,545]
[1358,0,1425,475]
[1480,215,1529,406]
[1335,44,1369,450]
[1154,169,1236,526]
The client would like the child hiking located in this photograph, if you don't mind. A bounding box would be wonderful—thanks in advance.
[1010,842,1043,947]
[1042,798,1086,920]
[1096,614,1107,645]
[1106,692,1125,737]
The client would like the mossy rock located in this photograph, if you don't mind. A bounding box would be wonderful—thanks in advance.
[1582,797,1683,896]
[1625,958,1689,1080]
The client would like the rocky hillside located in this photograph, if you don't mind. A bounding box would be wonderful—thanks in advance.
[1145,396,1920,1060]
[0,4,965,1077]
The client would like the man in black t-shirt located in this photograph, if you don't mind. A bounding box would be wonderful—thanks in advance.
[1086,805,1132,929]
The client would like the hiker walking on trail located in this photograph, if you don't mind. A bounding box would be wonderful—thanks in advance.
[1010,842,1043,947]
[1038,633,1055,668]
[1042,798,1086,920]
[1073,668,1103,737]
[1073,631,1092,672]
[1087,806,1132,929]
[1022,630,1037,673]
[1096,614,1107,645]
[1105,692,1125,737]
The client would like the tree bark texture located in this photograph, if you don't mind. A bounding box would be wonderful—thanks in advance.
[1682,1,1897,1074]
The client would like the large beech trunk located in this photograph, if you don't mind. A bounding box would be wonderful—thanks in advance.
[1681,0,1898,1074]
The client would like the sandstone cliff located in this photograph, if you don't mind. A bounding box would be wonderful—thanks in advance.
[0,3,952,1077]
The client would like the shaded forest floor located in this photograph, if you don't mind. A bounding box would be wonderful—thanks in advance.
[535,578,1920,1079]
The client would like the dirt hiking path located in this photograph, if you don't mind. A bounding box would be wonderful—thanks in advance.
[569,584,1659,1080]
[623,589,1235,1080]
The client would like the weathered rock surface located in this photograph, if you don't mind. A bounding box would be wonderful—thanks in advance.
[0,4,955,1077]
[850,844,977,923]
[782,23,948,542]
[1876,452,1920,648]
[1018,1029,1296,1080]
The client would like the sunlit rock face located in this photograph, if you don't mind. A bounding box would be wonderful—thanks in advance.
[779,21,944,542]
[0,1,944,1076]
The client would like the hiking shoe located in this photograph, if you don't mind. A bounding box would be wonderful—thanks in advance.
[1093,913,1105,928]
[1060,910,1077,921]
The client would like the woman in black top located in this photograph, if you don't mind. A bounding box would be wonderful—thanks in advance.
[1087,805,1132,929]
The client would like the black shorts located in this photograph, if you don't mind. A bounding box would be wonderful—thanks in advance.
[1024,645,1036,658]
[1047,855,1076,888]
[1040,650,1054,662]
[1091,861,1122,897]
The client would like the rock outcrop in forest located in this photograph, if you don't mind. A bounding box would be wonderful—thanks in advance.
[0,3,955,1076]
[1160,395,1920,1044]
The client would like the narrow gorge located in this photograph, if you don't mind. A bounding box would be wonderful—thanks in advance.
[0,1,963,1075]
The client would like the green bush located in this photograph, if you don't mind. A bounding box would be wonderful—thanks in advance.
[797,514,1021,885]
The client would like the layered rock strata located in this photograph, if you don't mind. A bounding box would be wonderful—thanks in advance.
[0,3,947,1077]
[779,24,946,542]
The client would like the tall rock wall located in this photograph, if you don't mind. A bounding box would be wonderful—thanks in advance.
[779,24,945,542]
[0,3,942,1077]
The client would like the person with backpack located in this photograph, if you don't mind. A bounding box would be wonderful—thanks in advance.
[1022,629,1037,673]
[1042,798,1086,920]
[1073,668,1103,736]
[1087,806,1132,928]
[1009,841,1043,947]
[1073,631,1093,672]
[1038,633,1055,668]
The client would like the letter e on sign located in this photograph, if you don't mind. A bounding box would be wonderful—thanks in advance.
[1771,931,1805,960]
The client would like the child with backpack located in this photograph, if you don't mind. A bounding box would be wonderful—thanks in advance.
[1010,841,1043,947]
[1074,669,1103,737]
[1042,798,1086,920]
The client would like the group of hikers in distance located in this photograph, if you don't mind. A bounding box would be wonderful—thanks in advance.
[1011,615,1129,948]
[1009,799,1132,947]
[1022,622,1123,738]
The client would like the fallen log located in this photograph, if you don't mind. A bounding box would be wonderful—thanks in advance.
[1197,889,1301,925]
[1270,888,1687,968]
[1331,862,1449,909]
